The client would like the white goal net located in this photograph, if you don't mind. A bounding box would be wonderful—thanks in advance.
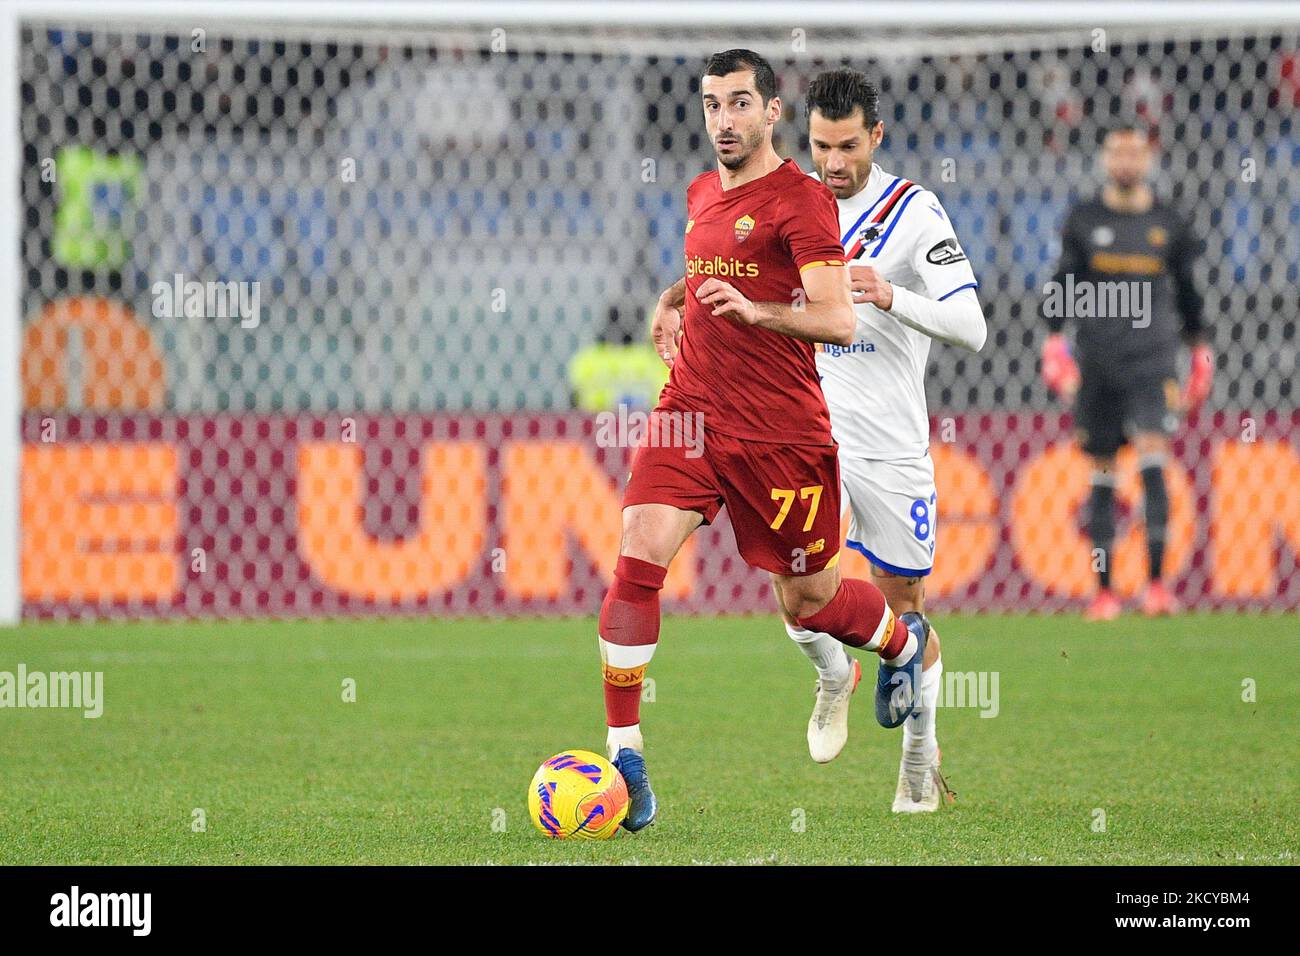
[8,5,1300,618]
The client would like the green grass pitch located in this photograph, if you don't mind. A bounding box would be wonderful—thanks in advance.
[0,613,1295,865]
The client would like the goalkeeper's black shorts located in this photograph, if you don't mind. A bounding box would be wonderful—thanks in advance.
[1074,364,1179,456]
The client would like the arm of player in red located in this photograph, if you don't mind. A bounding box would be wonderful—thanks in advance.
[653,277,687,368]
[1041,333,1080,399]
[1181,342,1213,413]
[696,266,855,346]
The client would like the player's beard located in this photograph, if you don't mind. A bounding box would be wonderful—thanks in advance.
[817,159,871,199]
[1108,163,1147,192]
[714,124,764,171]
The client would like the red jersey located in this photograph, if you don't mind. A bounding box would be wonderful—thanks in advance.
[659,157,845,445]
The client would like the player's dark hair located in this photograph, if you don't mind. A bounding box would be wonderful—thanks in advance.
[703,49,777,104]
[1102,120,1154,145]
[806,68,881,129]
[1105,121,1143,137]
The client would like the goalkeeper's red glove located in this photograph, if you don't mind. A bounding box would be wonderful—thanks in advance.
[1181,343,1213,413]
[1041,333,1080,399]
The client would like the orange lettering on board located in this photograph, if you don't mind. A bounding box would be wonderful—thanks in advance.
[297,442,486,601]
[22,297,165,410]
[1210,440,1300,597]
[1011,445,1193,597]
[500,441,693,600]
[928,445,998,596]
[22,443,179,601]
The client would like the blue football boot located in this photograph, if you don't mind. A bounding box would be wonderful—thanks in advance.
[612,747,658,832]
[875,611,929,728]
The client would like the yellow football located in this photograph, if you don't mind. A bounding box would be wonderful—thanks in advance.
[527,750,629,839]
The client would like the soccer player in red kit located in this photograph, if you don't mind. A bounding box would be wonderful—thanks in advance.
[599,50,928,831]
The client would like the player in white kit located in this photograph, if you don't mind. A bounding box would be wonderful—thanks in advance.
[788,68,986,812]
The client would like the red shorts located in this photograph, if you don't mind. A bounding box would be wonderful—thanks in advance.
[622,419,841,576]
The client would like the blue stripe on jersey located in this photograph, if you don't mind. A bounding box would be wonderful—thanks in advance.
[937,281,979,301]
[840,176,902,247]
[845,539,932,577]
[868,187,922,258]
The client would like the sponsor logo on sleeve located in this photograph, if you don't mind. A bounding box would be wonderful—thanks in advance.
[925,237,968,266]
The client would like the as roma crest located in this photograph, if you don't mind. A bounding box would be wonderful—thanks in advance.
[733,214,755,243]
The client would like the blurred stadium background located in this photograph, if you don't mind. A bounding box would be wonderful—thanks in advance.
[5,1,1298,622]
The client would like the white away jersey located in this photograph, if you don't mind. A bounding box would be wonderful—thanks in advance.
[814,164,978,460]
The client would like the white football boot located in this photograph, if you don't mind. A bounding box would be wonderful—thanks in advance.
[807,653,862,763]
[892,744,955,813]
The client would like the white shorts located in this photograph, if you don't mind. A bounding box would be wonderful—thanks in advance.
[841,454,937,577]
